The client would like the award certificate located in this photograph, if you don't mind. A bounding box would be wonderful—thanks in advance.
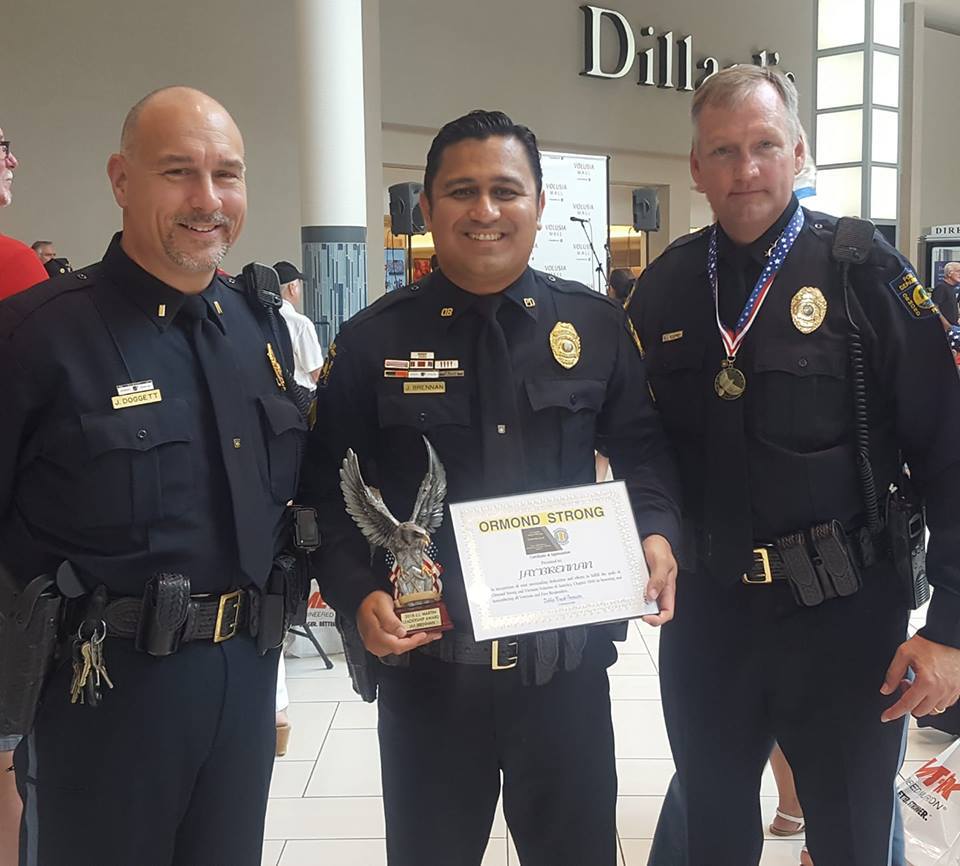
[449,480,655,641]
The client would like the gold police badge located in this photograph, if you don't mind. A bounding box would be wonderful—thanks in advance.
[549,322,581,369]
[790,287,827,334]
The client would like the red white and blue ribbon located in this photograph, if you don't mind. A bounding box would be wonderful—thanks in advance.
[707,205,805,361]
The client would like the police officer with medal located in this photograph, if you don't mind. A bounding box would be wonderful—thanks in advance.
[629,66,960,865]
[301,110,682,866]
[0,87,308,865]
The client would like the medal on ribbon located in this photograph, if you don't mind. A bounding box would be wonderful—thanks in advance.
[707,206,805,400]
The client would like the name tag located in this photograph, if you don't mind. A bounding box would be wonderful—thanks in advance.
[112,389,162,409]
[404,382,446,394]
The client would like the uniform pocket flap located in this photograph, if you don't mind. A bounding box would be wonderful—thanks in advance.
[80,398,194,457]
[377,390,471,429]
[525,378,605,413]
[753,342,846,379]
[257,393,307,437]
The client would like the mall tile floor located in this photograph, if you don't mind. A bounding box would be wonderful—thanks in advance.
[263,604,944,866]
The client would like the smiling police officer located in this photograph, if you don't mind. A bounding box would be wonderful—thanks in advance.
[302,110,681,866]
[0,87,306,866]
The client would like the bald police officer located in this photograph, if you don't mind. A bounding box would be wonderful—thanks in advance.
[1,87,306,866]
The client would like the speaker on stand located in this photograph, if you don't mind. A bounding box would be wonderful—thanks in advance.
[389,182,426,284]
[632,187,661,269]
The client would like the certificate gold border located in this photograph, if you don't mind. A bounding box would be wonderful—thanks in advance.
[449,480,651,640]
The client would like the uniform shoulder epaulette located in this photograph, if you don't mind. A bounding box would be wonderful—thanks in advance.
[532,270,617,306]
[0,264,101,338]
[803,209,840,241]
[218,272,243,293]
[803,209,935,319]
[339,280,425,335]
[661,225,711,256]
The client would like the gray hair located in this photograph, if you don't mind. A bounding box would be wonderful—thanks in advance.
[691,66,803,149]
[944,262,960,278]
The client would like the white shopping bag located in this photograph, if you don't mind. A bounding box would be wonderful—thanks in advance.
[284,580,343,657]
[900,739,960,866]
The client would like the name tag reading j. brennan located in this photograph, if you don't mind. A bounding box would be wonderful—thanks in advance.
[449,480,655,641]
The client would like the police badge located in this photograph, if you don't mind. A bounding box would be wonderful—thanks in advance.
[340,437,453,633]
[790,287,828,334]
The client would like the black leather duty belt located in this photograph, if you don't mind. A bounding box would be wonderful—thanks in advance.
[418,633,520,670]
[101,589,248,644]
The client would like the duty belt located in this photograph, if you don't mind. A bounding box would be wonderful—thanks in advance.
[418,632,520,670]
[740,525,879,587]
[100,589,248,644]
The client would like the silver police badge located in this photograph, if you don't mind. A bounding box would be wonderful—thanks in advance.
[340,436,453,633]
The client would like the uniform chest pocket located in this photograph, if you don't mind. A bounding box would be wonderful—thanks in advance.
[645,341,706,435]
[257,394,307,504]
[69,399,195,527]
[750,339,849,447]
[525,378,605,477]
[377,390,472,431]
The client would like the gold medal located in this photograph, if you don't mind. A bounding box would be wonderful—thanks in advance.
[714,360,746,400]
[790,287,827,334]
[549,322,581,369]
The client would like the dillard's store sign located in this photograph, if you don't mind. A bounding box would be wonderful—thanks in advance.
[580,4,794,91]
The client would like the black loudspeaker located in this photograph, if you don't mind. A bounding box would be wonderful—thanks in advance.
[389,182,426,235]
[632,187,661,232]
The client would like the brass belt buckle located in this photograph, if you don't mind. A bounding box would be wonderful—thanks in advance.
[213,590,243,642]
[741,548,774,585]
[491,638,519,670]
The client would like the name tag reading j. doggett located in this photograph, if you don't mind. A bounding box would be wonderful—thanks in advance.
[449,480,655,641]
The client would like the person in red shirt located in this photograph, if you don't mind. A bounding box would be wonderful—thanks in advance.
[0,131,47,301]
[0,126,46,866]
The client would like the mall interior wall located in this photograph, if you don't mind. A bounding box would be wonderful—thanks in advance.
[920,24,960,232]
[2,0,814,283]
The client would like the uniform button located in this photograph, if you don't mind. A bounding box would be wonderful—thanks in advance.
[410,283,420,292]
[136,429,148,440]
[814,223,823,230]
[570,393,578,406]
[798,357,808,368]
[418,412,427,423]
[547,275,557,282]
[233,437,242,449]
[226,277,236,284]
[76,272,88,280]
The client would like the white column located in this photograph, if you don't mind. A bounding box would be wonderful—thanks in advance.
[296,0,368,349]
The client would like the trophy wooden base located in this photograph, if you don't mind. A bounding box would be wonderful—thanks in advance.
[396,599,453,634]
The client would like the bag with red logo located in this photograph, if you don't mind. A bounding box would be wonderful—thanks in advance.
[284,580,343,658]
[899,739,960,866]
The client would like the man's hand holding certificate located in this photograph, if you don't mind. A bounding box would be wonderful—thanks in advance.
[450,480,676,641]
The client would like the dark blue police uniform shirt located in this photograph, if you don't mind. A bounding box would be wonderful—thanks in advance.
[0,234,305,594]
[302,267,682,629]
[631,199,960,647]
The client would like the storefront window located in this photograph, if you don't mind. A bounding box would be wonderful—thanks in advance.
[871,108,899,163]
[873,0,901,48]
[817,52,865,109]
[816,110,863,164]
[818,0,865,50]
[870,166,898,220]
[872,51,900,107]
[817,167,863,217]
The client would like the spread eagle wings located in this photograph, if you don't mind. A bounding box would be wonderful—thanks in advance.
[410,436,447,533]
[340,449,399,549]
[339,436,446,548]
